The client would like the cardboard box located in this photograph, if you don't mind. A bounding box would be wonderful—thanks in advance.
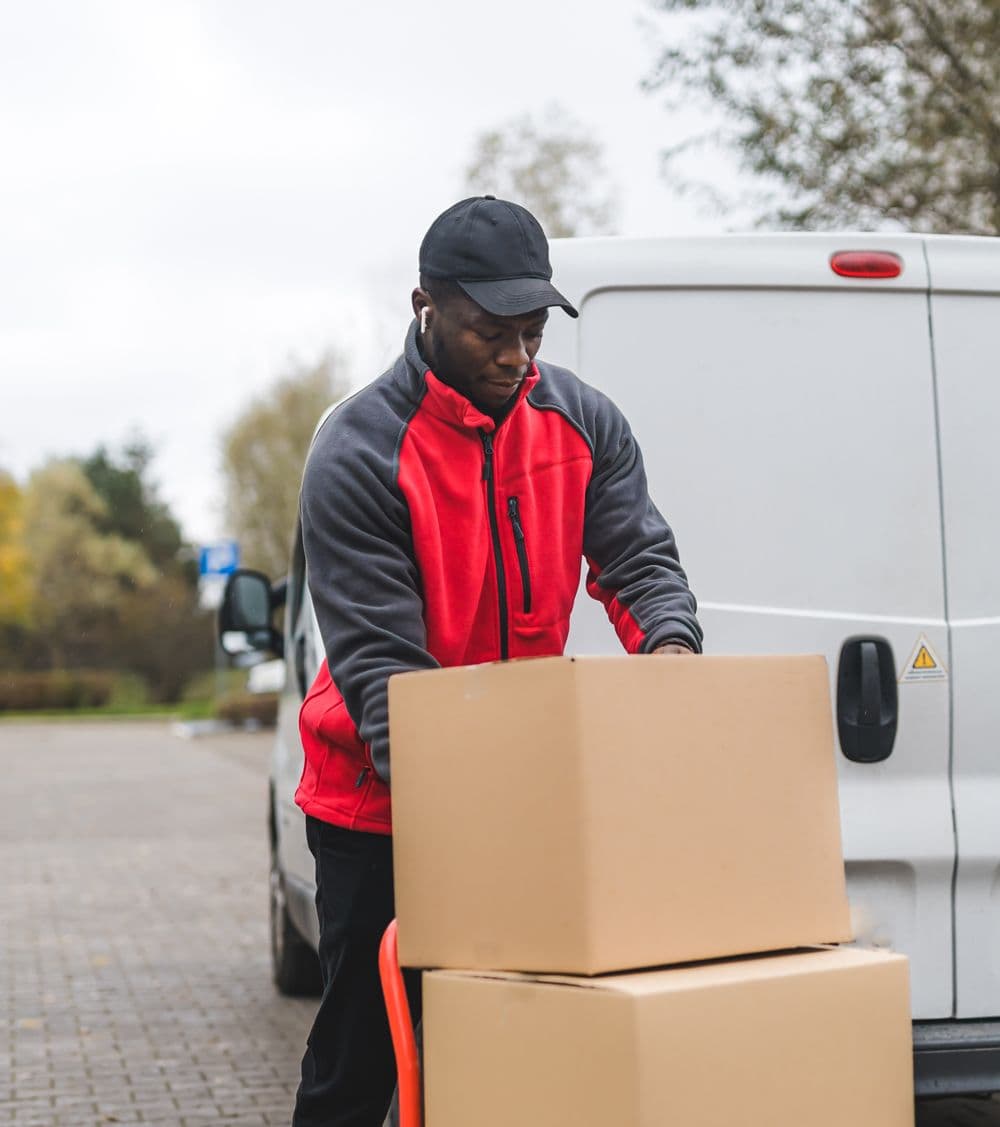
[389,655,852,973]
[424,947,914,1127]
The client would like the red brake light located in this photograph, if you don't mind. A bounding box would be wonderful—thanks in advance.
[830,251,903,279]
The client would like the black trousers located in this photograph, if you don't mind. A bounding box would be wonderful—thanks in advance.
[292,816,423,1127]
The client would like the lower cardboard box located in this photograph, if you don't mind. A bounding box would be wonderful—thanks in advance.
[423,946,914,1127]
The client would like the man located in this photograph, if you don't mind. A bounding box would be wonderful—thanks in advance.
[292,196,702,1126]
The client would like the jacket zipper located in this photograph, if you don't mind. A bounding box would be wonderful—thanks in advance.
[507,496,532,614]
[480,431,510,660]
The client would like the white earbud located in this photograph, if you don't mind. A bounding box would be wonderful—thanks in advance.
[420,307,429,335]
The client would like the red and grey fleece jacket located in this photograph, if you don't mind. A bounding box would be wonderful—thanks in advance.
[296,322,702,833]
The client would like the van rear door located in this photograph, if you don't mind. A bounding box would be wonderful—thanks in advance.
[555,235,954,1017]
[927,237,1000,1019]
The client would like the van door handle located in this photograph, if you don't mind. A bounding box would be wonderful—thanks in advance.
[837,636,898,763]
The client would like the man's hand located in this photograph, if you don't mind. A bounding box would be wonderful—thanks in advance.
[653,642,696,655]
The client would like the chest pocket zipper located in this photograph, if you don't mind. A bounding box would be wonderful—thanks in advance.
[507,497,532,614]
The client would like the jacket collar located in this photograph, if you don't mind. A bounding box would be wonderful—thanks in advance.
[402,319,540,433]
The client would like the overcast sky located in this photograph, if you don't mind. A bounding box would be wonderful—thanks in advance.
[2,0,733,545]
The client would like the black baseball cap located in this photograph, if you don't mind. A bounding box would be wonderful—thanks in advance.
[419,196,579,318]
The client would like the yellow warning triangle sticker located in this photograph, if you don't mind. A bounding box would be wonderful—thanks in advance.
[900,634,947,683]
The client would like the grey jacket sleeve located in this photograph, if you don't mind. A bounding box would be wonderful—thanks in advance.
[299,402,439,783]
[582,398,703,654]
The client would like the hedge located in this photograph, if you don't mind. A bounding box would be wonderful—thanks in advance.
[0,671,115,712]
[213,691,279,728]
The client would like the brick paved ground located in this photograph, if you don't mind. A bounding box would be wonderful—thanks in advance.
[2,719,999,1127]
[0,720,314,1126]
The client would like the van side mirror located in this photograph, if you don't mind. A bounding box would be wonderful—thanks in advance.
[218,569,285,659]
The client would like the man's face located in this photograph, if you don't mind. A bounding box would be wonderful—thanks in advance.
[420,290,549,414]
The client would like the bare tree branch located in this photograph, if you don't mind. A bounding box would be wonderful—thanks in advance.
[464,104,618,237]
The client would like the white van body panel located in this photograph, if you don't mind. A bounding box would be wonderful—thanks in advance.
[274,565,325,910]
[271,234,1000,1045]
[548,234,955,1018]
[927,237,1000,1018]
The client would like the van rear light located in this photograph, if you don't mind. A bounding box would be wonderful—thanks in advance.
[830,251,903,279]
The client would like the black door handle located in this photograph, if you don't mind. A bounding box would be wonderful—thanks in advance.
[837,636,898,763]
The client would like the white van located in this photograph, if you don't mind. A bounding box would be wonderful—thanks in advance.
[221,231,1000,1100]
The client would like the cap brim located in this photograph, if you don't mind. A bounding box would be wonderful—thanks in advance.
[457,276,579,319]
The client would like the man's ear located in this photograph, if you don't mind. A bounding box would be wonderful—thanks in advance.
[411,287,432,321]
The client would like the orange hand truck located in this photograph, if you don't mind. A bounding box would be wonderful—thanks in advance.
[378,919,423,1127]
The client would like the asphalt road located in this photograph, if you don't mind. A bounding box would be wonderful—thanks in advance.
[0,720,313,1126]
[1,718,998,1127]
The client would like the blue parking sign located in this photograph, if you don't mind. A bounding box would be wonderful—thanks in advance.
[199,540,240,577]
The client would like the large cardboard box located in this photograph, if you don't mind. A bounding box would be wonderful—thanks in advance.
[389,655,852,973]
[424,947,914,1127]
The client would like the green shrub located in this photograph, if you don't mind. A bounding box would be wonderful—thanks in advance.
[106,672,151,711]
[0,670,115,711]
[213,691,279,728]
[182,668,246,702]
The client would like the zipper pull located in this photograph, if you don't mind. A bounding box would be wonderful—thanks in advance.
[355,767,371,789]
[508,496,525,540]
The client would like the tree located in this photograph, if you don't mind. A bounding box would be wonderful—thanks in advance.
[464,103,618,237]
[220,354,349,578]
[644,0,1000,233]
[9,445,214,698]
[21,460,157,668]
[115,575,215,704]
[0,470,36,670]
[82,437,189,577]
[0,471,31,629]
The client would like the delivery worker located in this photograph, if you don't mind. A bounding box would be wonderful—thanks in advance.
[291,196,702,1127]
